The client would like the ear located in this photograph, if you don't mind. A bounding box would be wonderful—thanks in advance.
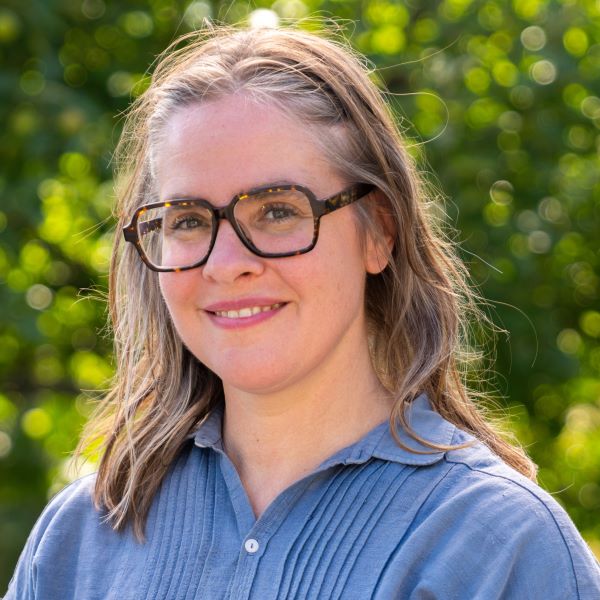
[364,190,396,275]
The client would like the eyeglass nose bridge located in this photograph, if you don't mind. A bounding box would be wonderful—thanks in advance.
[207,199,264,259]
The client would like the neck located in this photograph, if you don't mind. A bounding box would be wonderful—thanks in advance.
[221,336,393,517]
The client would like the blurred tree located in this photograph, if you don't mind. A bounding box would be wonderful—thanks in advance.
[1,0,599,589]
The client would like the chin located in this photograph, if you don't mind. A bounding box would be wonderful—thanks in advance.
[196,346,299,394]
[211,365,297,396]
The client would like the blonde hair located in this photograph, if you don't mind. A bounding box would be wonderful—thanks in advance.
[78,24,537,540]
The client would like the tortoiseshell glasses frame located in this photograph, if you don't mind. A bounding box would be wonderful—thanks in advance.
[122,182,375,272]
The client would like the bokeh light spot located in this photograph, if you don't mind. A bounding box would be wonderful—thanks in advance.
[20,70,45,96]
[520,25,546,51]
[21,240,50,274]
[528,230,551,254]
[81,0,105,19]
[466,97,505,128]
[563,83,588,109]
[580,311,600,338]
[0,431,12,458]
[371,25,406,54]
[249,9,279,29]
[44,261,72,286]
[6,269,31,292]
[508,233,529,258]
[509,85,534,109]
[581,96,600,120]
[70,351,114,388]
[0,8,21,43]
[59,152,91,179]
[566,404,599,434]
[58,108,86,134]
[563,27,589,57]
[90,235,112,273]
[557,329,583,355]
[22,407,53,439]
[33,355,64,385]
[272,0,308,19]
[517,209,540,232]
[537,197,564,223]
[367,1,409,26]
[412,18,439,42]
[183,1,212,28]
[567,125,592,150]
[26,284,53,311]
[464,67,490,94]
[497,130,520,151]
[120,11,154,38]
[514,0,543,21]
[64,64,88,88]
[492,60,519,87]
[530,60,557,85]
[498,110,523,132]
[483,203,511,226]
[490,179,514,205]
[107,71,136,97]
[0,394,17,426]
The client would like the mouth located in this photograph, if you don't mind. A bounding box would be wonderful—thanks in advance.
[207,302,286,319]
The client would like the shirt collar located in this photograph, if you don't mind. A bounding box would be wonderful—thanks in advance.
[190,393,456,468]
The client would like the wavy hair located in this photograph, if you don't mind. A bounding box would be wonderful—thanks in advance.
[77,24,537,540]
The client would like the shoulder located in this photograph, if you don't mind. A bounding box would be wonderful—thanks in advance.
[415,426,600,598]
[441,427,578,537]
[21,473,100,556]
[4,474,100,599]
[44,473,97,513]
[28,474,99,542]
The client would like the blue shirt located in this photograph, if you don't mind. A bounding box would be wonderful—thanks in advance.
[5,395,600,599]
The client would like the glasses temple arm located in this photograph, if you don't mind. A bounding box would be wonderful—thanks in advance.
[322,183,375,214]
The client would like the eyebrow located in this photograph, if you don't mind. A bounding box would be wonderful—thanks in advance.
[163,179,299,202]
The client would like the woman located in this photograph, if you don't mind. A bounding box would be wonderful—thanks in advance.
[6,24,600,599]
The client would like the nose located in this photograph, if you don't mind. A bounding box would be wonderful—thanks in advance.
[201,218,265,283]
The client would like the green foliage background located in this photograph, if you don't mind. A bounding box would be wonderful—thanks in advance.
[1,0,599,587]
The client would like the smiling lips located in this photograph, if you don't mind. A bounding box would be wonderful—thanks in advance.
[212,302,285,319]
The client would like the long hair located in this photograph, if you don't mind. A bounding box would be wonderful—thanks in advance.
[77,24,537,540]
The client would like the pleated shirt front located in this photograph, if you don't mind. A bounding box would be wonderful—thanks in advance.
[6,395,600,599]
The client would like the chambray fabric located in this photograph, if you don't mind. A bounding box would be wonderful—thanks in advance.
[5,394,600,599]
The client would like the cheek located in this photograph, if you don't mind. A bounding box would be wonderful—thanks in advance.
[314,218,368,286]
[159,272,197,319]
[304,239,367,314]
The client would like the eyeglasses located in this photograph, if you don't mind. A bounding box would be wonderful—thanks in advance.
[122,182,374,272]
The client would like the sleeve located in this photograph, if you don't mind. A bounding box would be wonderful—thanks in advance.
[377,460,600,600]
[418,465,600,599]
[3,475,96,600]
[5,522,38,600]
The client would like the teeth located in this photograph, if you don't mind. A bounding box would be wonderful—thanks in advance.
[214,303,282,319]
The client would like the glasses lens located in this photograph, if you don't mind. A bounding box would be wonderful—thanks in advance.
[137,202,213,269]
[234,188,315,255]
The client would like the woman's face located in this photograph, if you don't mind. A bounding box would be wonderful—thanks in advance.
[155,94,385,396]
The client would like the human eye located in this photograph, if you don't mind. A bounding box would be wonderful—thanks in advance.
[236,190,311,233]
[170,215,208,230]
[164,207,212,236]
[260,202,301,222]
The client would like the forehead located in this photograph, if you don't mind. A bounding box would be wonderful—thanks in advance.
[152,94,344,202]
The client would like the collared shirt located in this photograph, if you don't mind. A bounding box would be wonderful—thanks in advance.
[5,395,600,599]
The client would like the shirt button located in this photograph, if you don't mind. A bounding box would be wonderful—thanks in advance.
[244,538,259,554]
